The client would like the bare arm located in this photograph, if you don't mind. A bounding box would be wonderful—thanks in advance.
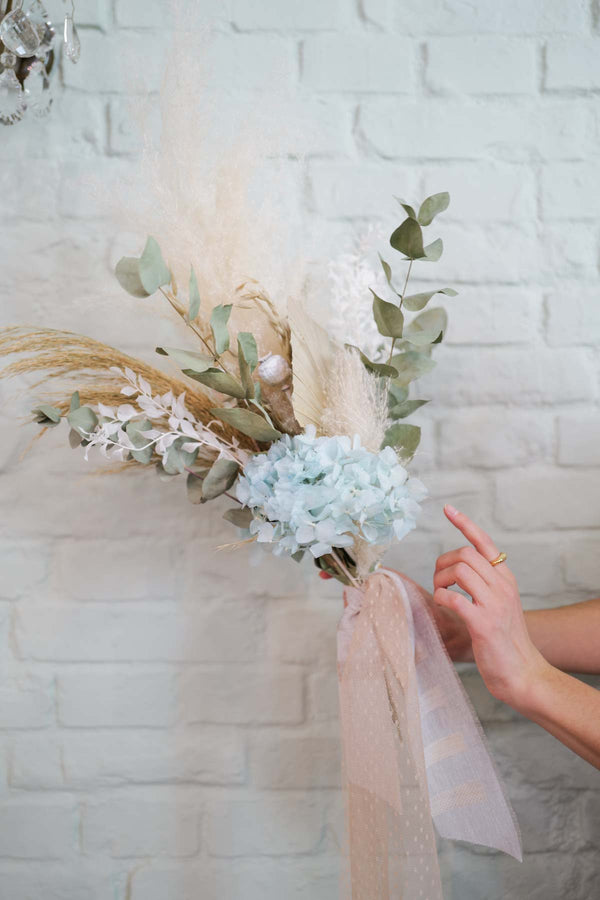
[524,600,600,673]
[433,505,600,770]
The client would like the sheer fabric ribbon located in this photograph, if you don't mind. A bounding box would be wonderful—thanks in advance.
[337,569,521,899]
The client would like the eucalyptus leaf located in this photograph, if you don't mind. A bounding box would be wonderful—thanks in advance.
[69,391,80,412]
[115,256,150,298]
[237,332,258,372]
[138,236,171,294]
[390,351,437,386]
[388,382,409,407]
[389,399,429,420]
[223,506,253,529]
[202,457,239,501]
[394,197,417,220]
[67,405,98,436]
[32,404,62,426]
[126,417,153,464]
[389,218,425,259]
[403,287,458,312]
[188,266,201,321]
[237,335,256,399]
[371,291,404,338]
[381,423,421,456]
[404,308,448,346]
[155,346,214,373]
[418,192,450,226]
[422,238,443,262]
[210,304,232,355]
[345,344,398,379]
[186,472,204,504]
[69,428,83,448]
[210,407,282,442]
[186,368,246,399]
[163,439,198,475]
[378,253,394,288]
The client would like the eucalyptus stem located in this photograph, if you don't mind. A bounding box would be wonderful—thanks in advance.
[386,258,413,365]
[158,288,270,445]
[159,287,220,362]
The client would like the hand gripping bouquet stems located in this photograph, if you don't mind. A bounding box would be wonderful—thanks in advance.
[1,188,521,892]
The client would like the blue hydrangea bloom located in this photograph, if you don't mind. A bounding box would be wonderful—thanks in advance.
[236,426,427,559]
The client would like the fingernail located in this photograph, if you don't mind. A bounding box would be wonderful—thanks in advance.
[445,504,459,517]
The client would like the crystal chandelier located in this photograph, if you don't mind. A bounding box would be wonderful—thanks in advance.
[0,0,80,126]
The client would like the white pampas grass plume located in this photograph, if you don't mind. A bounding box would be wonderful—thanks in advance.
[320,346,389,453]
[327,224,391,362]
[289,297,335,429]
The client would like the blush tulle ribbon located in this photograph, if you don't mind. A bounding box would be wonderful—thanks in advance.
[337,569,521,899]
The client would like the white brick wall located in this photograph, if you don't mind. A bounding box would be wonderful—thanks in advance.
[0,1,599,898]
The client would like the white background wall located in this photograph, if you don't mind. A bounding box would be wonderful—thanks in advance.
[1,1,599,898]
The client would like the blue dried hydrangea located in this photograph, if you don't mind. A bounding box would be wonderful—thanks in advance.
[236,426,426,559]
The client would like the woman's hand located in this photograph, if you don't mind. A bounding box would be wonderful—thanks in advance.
[433,505,549,710]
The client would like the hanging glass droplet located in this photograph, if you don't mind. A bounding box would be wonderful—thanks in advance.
[26,0,56,55]
[0,6,41,57]
[0,53,26,125]
[63,14,80,64]
[23,57,52,118]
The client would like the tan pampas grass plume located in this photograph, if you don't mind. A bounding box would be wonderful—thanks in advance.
[320,346,389,453]
[0,326,257,458]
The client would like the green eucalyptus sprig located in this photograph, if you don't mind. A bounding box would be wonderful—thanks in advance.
[115,237,281,447]
[359,191,458,460]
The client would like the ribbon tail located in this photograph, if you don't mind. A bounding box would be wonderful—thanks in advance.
[338,574,444,899]
[337,569,522,899]
[389,571,522,860]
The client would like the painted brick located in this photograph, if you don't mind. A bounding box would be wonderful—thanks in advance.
[0,676,54,728]
[444,288,541,345]
[57,670,178,727]
[427,37,536,94]
[303,36,414,92]
[564,539,600,590]
[440,410,553,468]
[309,161,418,217]
[251,732,341,788]
[82,798,200,857]
[360,99,589,160]
[495,469,600,529]
[9,735,63,789]
[420,347,595,407]
[15,601,262,662]
[0,542,50,600]
[63,31,168,93]
[232,0,343,30]
[417,162,536,222]
[541,162,600,219]
[267,603,339,664]
[546,38,600,90]
[51,538,184,601]
[0,803,76,858]
[395,1,588,35]
[546,290,600,345]
[181,667,304,725]
[62,729,246,787]
[206,795,324,856]
[557,414,600,466]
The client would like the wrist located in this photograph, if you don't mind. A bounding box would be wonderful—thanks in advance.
[509,652,556,717]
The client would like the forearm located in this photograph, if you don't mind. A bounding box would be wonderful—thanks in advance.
[525,598,600,673]
[516,662,600,769]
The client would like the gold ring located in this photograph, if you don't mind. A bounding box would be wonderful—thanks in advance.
[489,552,507,567]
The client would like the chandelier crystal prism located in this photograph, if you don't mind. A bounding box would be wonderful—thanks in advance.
[0,0,81,126]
